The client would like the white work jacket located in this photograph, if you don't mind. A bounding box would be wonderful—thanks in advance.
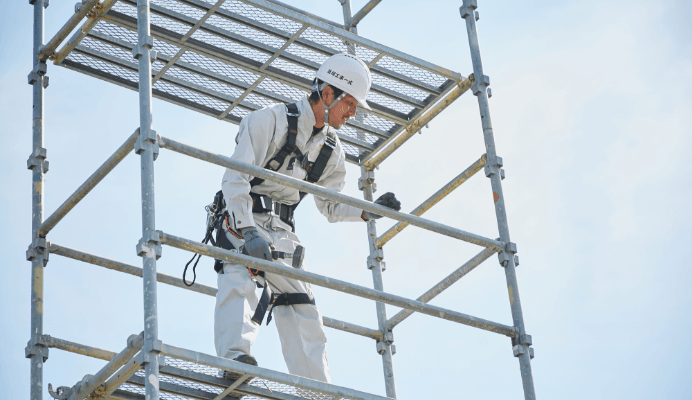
[222,96,363,230]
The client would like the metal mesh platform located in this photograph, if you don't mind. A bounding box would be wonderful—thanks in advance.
[56,0,464,164]
[114,357,337,400]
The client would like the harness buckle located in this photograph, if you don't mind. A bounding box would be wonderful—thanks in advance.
[285,105,300,118]
[324,133,337,149]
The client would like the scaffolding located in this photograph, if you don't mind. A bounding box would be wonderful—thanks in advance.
[25,0,536,399]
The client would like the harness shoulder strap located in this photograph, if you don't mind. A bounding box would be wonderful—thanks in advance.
[305,131,337,183]
[249,103,300,187]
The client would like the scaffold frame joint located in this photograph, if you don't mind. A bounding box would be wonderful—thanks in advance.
[134,128,160,160]
[136,231,162,260]
[138,350,165,367]
[358,170,376,191]
[471,74,490,96]
[459,0,478,19]
[132,35,155,60]
[29,0,49,7]
[484,154,503,177]
[27,147,50,173]
[25,335,50,362]
[28,61,48,86]
[26,238,50,266]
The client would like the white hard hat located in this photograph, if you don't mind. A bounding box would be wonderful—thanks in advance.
[315,53,372,110]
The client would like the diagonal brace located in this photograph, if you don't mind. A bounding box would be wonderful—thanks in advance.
[376,154,486,248]
[385,247,496,330]
[38,129,139,237]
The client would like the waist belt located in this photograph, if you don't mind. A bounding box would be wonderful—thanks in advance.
[250,192,295,231]
[252,291,315,326]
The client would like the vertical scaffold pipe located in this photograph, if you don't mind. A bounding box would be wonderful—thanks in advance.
[360,167,397,398]
[29,1,47,399]
[460,1,536,399]
[136,1,160,399]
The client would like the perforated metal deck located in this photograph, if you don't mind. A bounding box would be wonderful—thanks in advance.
[115,357,338,400]
[56,0,464,164]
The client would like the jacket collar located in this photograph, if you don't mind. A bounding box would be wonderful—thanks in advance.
[296,95,316,129]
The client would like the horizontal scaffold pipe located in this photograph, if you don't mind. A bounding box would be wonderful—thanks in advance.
[49,242,217,296]
[385,247,497,330]
[361,75,474,170]
[158,135,503,251]
[322,317,382,340]
[38,130,139,237]
[42,335,117,361]
[48,242,380,340]
[38,0,101,61]
[68,333,144,400]
[376,154,487,248]
[160,231,518,337]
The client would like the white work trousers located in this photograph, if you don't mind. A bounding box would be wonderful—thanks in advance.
[214,213,330,383]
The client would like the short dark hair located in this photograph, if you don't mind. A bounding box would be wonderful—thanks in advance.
[308,79,344,105]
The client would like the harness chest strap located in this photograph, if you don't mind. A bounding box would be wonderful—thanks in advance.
[249,103,337,188]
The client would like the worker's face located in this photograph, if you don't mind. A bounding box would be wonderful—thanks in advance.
[321,87,358,129]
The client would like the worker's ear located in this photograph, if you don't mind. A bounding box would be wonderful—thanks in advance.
[321,85,334,106]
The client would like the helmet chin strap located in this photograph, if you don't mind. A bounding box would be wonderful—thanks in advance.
[316,82,345,130]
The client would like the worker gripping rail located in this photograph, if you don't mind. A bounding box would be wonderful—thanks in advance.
[182,189,310,325]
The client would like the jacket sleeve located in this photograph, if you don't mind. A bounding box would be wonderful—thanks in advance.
[313,143,364,223]
[221,110,275,230]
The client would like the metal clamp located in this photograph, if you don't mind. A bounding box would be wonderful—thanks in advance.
[511,334,534,359]
[27,147,50,173]
[459,0,477,19]
[367,247,383,262]
[48,384,73,400]
[483,155,503,178]
[358,170,376,191]
[368,258,386,272]
[28,61,49,88]
[471,74,490,96]
[29,0,50,8]
[384,331,394,345]
[25,335,49,362]
[132,35,155,59]
[498,241,517,267]
[26,238,50,267]
[375,341,387,355]
[136,231,162,260]
[134,127,160,160]
[139,339,165,366]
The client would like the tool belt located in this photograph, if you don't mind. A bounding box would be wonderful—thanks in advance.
[250,192,296,231]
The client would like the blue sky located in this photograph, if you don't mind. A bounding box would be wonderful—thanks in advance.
[1,0,691,399]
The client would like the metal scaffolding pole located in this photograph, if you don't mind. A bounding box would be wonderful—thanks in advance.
[360,168,397,398]
[460,1,536,398]
[135,0,161,399]
[27,1,49,399]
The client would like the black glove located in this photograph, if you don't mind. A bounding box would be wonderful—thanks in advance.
[363,192,401,220]
[241,227,273,261]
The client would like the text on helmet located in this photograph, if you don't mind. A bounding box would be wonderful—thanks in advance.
[327,69,353,85]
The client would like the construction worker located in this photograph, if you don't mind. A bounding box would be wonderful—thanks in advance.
[214,53,401,383]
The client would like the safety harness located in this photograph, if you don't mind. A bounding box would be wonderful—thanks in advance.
[182,102,334,325]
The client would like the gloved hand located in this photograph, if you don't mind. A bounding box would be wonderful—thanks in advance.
[241,227,273,261]
[363,192,401,220]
